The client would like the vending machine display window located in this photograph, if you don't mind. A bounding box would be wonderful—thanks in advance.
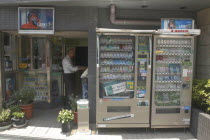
[151,35,194,128]
[98,35,135,98]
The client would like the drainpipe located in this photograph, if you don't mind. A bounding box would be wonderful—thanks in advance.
[110,4,160,26]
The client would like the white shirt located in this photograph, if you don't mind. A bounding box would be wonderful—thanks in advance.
[62,55,78,74]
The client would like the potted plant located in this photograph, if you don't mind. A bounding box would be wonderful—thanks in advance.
[9,104,21,113]
[68,96,78,124]
[0,109,12,130]
[15,87,36,119]
[57,109,74,133]
[12,111,26,127]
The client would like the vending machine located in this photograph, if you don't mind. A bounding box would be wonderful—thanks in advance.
[96,29,154,128]
[151,35,195,128]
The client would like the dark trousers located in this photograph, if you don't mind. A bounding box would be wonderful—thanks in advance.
[63,73,74,107]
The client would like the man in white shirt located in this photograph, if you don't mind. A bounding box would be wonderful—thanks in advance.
[62,48,85,107]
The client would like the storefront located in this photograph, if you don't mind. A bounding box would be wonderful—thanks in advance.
[0,2,199,124]
[0,33,87,106]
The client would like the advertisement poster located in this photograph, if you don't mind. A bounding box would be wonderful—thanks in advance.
[137,90,146,98]
[18,7,54,34]
[104,82,126,96]
[5,77,16,100]
[161,19,194,29]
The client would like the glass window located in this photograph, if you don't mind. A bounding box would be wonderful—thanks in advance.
[32,38,47,69]
[19,36,31,69]
[98,35,135,98]
[154,38,192,106]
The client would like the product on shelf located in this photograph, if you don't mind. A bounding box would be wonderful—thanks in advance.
[23,72,48,102]
[4,56,13,71]
[155,91,180,106]
[99,35,135,98]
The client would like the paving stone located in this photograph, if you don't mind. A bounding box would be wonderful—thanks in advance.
[0,108,197,140]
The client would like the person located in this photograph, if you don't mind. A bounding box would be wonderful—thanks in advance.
[20,10,42,29]
[62,48,86,107]
[168,19,176,29]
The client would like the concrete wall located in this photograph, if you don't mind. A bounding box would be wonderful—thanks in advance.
[196,8,210,79]
[98,8,195,30]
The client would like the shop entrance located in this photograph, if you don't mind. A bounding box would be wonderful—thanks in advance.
[1,31,88,108]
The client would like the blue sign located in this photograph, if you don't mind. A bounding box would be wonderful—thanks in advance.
[161,19,194,29]
[140,70,147,73]
[184,106,191,110]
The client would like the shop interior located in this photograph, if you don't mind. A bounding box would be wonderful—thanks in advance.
[2,31,88,108]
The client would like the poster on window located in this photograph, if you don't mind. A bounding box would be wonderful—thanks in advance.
[18,7,54,34]
[161,18,194,29]
[5,77,16,100]
[104,82,126,96]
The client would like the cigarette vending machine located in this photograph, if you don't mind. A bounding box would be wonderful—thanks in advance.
[96,29,154,128]
[151,35,195,128]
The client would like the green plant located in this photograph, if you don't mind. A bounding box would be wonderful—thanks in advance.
[14,87,36,105]
[0,109,11,123]
[9,105,21,113]
[68,95,78,112]
[192,79,210,114]
[57,109,74,124]
[12,112,25,120]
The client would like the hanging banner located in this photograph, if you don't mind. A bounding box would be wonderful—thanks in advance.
[161,18,194,29]
[18,7,54,34]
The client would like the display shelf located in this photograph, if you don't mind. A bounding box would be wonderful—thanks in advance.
[157,45,191,48]
[100,71,133,73]
[100,78,133,80]
[100,42,133,45]
[156,61,182,64]
[100,57,133,59]
[155,73,181,75]
[156,80,182,83]
[100,64,134,66]
[155,89,181,92]
[138,52,149,55]
[102,96,131,99]
[100,49,133,52]
[4,70,18,74]
[155,53,191,56]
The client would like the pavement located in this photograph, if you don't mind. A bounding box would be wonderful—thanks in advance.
[0,107,197,140]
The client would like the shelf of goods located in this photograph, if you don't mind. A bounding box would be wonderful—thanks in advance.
[23,72,49,102]
[99,36,135,99]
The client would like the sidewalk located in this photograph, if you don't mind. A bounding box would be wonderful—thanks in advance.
[0,108,196,140]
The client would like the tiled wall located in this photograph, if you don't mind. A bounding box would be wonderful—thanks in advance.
[191,108,210,140]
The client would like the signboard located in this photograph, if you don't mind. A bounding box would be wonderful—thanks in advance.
[18,7,54,34]
[161,18,194,29]
[105,82,126,96]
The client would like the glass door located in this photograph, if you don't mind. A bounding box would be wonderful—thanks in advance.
[3,34,18,101]
[19,38,50,102]
[98,35,135,98]
[49,37,64,102]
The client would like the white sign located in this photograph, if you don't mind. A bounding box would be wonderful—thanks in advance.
[111,82,126,94]
[183,69,188,77]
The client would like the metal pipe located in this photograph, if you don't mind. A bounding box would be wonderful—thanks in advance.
[110,4,160,26]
